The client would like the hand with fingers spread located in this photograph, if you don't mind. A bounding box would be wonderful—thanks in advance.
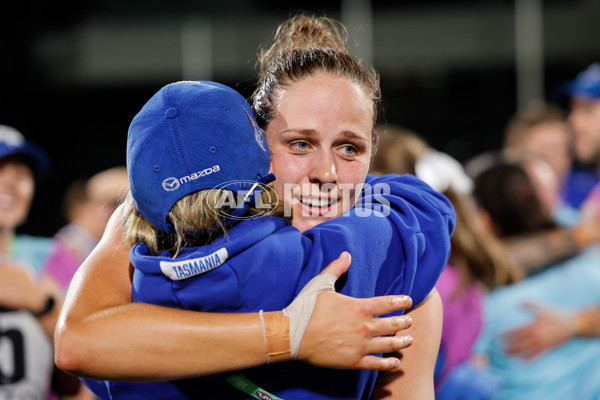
[504,301,600,359]
[503,302,575,359]
[298,252,413,371]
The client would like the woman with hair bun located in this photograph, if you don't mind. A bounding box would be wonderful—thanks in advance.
[56,14,454,400]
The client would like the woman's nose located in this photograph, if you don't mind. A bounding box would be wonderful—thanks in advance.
[308,151,337,186]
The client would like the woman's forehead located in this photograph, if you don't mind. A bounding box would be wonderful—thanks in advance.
[276,74,372,122]
[281,72,368,101]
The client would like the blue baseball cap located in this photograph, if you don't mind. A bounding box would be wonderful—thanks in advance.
[127,81,273,233]
[569,63,600,100]
[0,125,49,176]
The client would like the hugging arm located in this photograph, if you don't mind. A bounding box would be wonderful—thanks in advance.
[504,303,600,358]
[371,290,443,400]
[502,228,582,274]
[54,205,414,381]
[502,202,600,357]
[502,209,600,275]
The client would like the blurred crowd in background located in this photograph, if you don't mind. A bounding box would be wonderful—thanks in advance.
[371,61,600,398]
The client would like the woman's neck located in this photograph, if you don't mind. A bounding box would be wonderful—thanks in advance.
[0,228,15,255]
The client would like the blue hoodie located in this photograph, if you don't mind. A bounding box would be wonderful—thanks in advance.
[84,174,455,400]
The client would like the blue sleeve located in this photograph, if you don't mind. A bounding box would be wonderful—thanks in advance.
[301,174,455,308]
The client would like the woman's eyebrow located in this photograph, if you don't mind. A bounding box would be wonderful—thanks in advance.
[279,129,317,136]
[340,130,369,141]
[279,129,367,141]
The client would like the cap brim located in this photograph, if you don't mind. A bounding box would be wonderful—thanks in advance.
[0,142,49,176]
[567,80,597,100]
[567,64,600,100]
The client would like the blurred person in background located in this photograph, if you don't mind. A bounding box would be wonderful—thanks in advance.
[472,160,600,399]
[50,167,128,291]
[465,150,599,275]
[519,154,569,222]
[498,62,600,360]
[371,125,521,400]
[466,70,600,274]
[568,63,600,229]
[503,101,598,211]
[46,168,127,400]
[0,124,81,400]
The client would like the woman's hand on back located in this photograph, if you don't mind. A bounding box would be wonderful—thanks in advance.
[298,252,414,371]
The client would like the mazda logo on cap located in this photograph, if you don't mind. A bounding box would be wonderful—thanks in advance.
[162,177,180,191]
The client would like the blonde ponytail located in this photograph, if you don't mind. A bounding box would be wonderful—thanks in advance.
[122,185,282,257]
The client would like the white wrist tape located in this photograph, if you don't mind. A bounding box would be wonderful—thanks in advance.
[283,272,338,359]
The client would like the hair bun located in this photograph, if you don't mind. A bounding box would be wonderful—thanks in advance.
[274,14,347,52]
[253,13,380,133]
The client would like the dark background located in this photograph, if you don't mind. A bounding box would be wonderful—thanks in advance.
[1,0,599,236]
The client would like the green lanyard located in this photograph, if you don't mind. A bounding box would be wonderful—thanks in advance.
[225,373,285,400]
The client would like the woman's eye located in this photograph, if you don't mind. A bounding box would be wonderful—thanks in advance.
[341,145,357,155]
[291,141,310,151]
